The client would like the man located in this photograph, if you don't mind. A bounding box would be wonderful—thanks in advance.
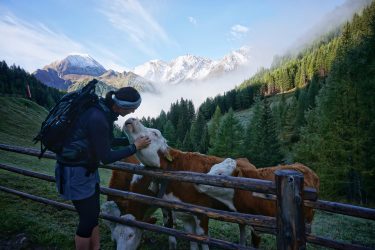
[55,86,150,250]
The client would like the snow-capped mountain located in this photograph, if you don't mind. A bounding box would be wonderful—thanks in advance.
[133,46,251,84]
[133,60,169,83]
[34,54,156,93]
[34,47,250,92]
[47,53,106,77]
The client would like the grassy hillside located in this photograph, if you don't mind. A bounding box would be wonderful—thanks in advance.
[0,97,374,249]
[0,97,115,249]
[0,97,48,147]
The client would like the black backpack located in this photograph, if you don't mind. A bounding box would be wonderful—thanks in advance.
[34,79,99,158]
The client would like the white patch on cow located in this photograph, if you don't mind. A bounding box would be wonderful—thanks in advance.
[252,192,277,200]
[196,185,236,211]
[131,174,143,185]
[124,118,169,167]
[130,163,145,185]
[169,236,177,250]
[101,201,121,235]
[148,181,159,193]
[193,216,209,250]
[163,193,208,250]
[195,158,237,211]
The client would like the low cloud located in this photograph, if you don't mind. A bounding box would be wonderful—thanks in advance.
[116,64,257,127]
[288,0,372,55]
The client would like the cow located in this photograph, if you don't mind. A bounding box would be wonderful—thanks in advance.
[101,201,142,250]
[196,159,320,247]
[118,117,257,249]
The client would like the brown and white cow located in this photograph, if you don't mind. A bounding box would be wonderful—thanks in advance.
[118,118,256,249]
[197,160,320,247]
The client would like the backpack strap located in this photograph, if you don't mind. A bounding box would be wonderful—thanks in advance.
[38,144,48,159]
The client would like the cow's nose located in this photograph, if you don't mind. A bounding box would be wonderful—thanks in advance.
[125,119,134,126]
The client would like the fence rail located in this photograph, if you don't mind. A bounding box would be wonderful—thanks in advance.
[0,143,317,199]
[1,143,375,250]
[0,162,276,231]
[0,185,254,250]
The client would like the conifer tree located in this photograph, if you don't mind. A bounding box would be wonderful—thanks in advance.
[209,109,244,158]
[295,89,307,129]
[163,120,176,147]
[245,97,282,166]
[208,106,222,147]
[182,129,193,151]
[199,124,210,153]
[156,110,167,132]
[190,111,206,151]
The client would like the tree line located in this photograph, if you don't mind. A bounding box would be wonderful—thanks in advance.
[0,61,64,109]
[139,2,375,203]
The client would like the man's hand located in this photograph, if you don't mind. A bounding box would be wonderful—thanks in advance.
[134,136,151,150]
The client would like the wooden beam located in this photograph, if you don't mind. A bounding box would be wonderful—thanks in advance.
[0,162,276,229]
[0,143,318,199]
[0,185,255,250]
[304,199,375,221]
[306,234,373,250]
[275,170,306,250]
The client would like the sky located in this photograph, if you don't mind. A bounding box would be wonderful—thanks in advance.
[1,0,351,72]
[0,0,368,122]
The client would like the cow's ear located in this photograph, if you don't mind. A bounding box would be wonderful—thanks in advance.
[164,149,173,162]
[158,148,173,162]
[232,168,242,177]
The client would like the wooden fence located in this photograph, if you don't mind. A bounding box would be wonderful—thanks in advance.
[0,143,374,250]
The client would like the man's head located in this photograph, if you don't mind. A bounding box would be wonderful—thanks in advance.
[106,87,142,116]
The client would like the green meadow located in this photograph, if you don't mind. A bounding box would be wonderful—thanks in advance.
[0,96,374,249]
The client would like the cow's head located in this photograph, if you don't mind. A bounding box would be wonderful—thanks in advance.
[124,118,169,167]
[101,201,142,250]
[207,158,237,176]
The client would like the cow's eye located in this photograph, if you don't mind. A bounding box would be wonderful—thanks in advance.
[153,131,158,137]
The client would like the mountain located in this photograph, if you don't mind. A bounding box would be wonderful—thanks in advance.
[133,46,251,84]
[67,70,157,94]
[34,54,156,93]
[47,54,106,77]
[34,47,250,92]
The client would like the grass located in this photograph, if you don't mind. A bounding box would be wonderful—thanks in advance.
[0,97,374,249]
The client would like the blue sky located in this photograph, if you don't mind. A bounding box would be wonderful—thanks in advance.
[0,0,352,73]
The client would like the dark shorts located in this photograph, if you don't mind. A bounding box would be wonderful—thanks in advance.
[72,184,100,238]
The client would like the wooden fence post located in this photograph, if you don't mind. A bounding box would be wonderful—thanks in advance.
[275,170,306,250]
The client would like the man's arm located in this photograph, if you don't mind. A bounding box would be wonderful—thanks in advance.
[87,111,137,164]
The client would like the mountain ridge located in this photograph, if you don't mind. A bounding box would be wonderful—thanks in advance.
[133,46,251,84]
[33,54,156,93]
[33,46,251,92]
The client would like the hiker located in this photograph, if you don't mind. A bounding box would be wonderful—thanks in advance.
[54,86,151,250]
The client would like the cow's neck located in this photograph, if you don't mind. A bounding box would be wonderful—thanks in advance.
[158,147,223,172]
